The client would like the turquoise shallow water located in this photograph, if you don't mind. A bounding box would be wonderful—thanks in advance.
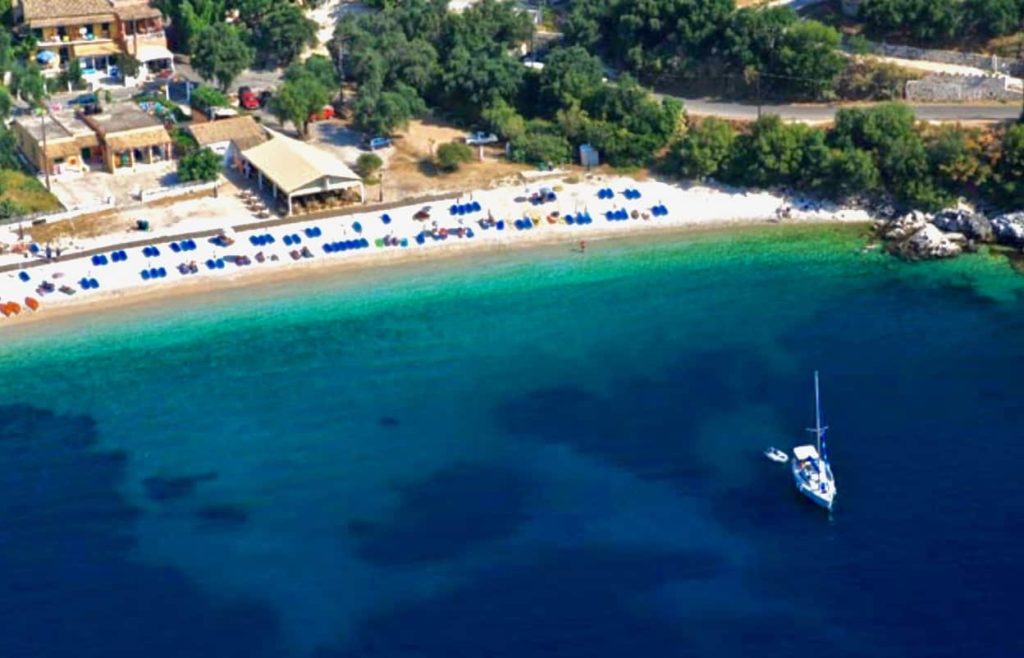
[2,225,1023,657]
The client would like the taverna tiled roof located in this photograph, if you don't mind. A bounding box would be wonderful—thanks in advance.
[187,116,267,148]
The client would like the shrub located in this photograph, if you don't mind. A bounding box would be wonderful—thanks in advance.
[177,147,222,182]
[355,152,383,178]
[436,141,473,172]
[190,86,230,114]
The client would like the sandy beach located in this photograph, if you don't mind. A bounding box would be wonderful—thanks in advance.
[0,175,872,328]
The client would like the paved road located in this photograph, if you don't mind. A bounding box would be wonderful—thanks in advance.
[674,97,1022,123]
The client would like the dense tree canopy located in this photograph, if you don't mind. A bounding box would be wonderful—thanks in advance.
[190,24,252,90]
[154,0,317,66]
[564,0,847,100]
[666,103,1024,211]
[859,0,1024,42]
[248,3,317,68]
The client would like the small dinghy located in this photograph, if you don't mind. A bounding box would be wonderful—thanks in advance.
[764,447,789,463]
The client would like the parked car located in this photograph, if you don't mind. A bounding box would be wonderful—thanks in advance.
[238,86,259,110]
[465,131,499,145]
[307,105,335,123]
[67,93,98,107]
[366,136,392,151]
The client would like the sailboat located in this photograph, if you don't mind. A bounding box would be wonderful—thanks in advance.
[790,371,836,510]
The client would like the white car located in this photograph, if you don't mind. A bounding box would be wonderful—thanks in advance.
[465,131,499,145]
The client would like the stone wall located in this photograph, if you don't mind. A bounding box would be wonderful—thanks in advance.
[849,39,1024,77]
[905,73,1023,102]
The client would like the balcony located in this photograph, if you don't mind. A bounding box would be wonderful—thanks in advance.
[37,33,114,48]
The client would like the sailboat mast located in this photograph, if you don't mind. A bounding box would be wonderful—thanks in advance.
[814,370,822,453]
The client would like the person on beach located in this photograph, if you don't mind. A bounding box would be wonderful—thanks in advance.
[579,240,587,254]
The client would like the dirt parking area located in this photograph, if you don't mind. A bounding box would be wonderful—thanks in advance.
[380,119,530,201]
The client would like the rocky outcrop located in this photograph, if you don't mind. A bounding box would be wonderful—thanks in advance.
[883,212,962,260]
[900,224,963,259]
[930,209,993,242]
[990,212,1024,247]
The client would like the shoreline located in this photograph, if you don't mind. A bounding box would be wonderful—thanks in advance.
[0,176,873,332]
[0,220,869,335]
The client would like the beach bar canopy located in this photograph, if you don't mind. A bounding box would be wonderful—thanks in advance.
[241,132,364,215]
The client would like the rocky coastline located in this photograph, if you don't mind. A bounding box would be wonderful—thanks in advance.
[877,207,1024,262]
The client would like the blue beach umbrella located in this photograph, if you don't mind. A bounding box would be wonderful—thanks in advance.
[36,51,56,64]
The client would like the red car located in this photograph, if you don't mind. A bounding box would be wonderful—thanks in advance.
[308,105,335,123]
[238,86,259,110]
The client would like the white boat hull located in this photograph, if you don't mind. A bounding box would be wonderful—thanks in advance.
[796,480,835,509]
[790,445,836,511]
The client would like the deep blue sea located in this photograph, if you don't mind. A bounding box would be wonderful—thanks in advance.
[2,225,1022,658]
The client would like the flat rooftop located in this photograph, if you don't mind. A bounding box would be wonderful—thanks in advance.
[87,103,165,134]
[14,108,94,142]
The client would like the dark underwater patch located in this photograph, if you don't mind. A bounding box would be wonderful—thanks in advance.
[0,405,286,658]
[196,503,250,526]
[143,472,218,501]
[314,546,726,658]
[352,463,532,566]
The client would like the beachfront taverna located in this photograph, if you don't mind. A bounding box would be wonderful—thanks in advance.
[240,132,364,216]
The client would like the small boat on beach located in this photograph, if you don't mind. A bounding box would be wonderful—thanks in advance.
[764,447,788,463]
[791,371,837,511]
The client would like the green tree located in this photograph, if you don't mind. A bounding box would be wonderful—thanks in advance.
[776,21,845,99]
[0,27,14,79]
[926,125,988,194]
[438,44,525,122]
[482,99,527,141]
[269,76,331,138]
[723,7,797,73]
[163,0,227,53]
[509,120,572,165]
[191,24,252,91]
[250,2,317,68]
[726,114,808,187]
[10,62,46,105]
[538,46,605,112]
[964,0,1020,37]
[0,126,21,170]
[355,152,383,178]
[352,83,426,136]
[177,147,222,182]
[0,87,12,122]
[436,140,473,171]
[987,124,1024,209]
[828,147,881,199]
[604,0,735,77]
[286,54,338,91]
[676,117,736,180]
[59,59,85,91]
[563,0,605,49]
[114,52,141,80]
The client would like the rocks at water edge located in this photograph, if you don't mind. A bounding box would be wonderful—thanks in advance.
[990,211,1024,247]
[880,206,1024,260]
[882,211,962,260]
[930,209,993,242]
